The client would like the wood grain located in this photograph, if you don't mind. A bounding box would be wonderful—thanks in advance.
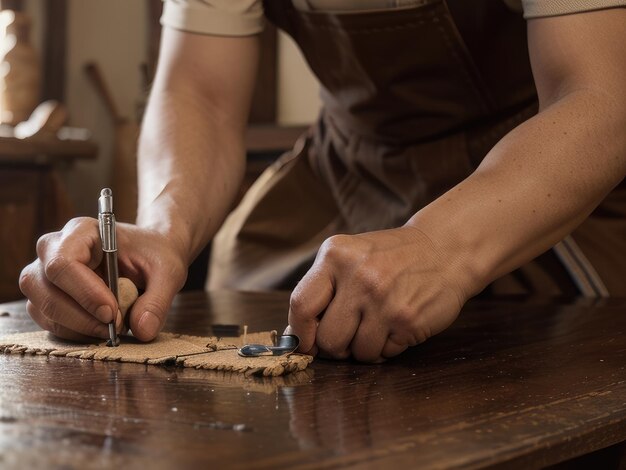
[0,292,624,468]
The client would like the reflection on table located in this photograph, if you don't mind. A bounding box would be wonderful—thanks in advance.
[0,291,624,468]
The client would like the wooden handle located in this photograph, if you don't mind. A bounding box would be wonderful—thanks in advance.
[84,62,126,124]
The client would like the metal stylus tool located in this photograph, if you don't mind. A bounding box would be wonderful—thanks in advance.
[238,335,300,357]
[98,188,120,347]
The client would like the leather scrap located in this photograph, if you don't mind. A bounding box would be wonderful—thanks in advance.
[0,330,312,377]
[180,349,312,377]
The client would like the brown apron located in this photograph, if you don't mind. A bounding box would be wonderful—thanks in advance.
[209,0,626,297]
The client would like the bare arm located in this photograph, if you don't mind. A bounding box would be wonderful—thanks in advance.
[409,8,626,297]
[19,28,259,342]
[137,27,259,264]
[288,8,626,362]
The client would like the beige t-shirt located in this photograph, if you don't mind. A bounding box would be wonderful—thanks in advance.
[161,0,626,36]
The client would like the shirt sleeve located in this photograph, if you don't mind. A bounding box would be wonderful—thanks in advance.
[522,0,626,18]
[160,0,264,36]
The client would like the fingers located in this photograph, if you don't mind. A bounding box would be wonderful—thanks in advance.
[289,268,384,362]
[288,263,334,355]
[44,257,118,323]
[128,267,184,341]
[315,292,361,360]
[37,218,103,270]
[27,301,104,342]
[33,218,118,324]
[21,217,187,343]
[22,263,111,340]
[348,314,388,363]
[381,334,412,359]
[21,218,134,341]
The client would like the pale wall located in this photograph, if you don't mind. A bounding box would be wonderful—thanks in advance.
[64,0,147,216]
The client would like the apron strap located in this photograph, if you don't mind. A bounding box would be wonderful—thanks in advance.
[553,236,610,298]
[263,0,298,37]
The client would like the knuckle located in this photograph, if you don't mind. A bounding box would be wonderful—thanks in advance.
[18,263,37,295]
[36,217,98,262]
[317,337,344,358]
[288,289,307,317]
[408,322,431,345]
[43,255,71,283]
[385,306,428,347]
[64,216,96,232]
[354,263,385,299]
[35,232,55,258]
[388,305,415,330]
[320,234,352,262]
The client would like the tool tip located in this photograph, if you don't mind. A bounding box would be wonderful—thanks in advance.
[106,337,120,347]
[101,188,112,197]
[106,322,120,347]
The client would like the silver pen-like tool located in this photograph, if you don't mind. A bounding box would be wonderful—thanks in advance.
[98,188,120,347]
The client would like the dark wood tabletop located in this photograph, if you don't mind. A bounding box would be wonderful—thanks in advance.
[0,291,624,469]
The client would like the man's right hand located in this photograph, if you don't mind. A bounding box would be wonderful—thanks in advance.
[19,217,188,343]
[20,26,262,343]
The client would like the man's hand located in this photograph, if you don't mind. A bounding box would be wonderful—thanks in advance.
[287,9,626,363]
[19,217,187,342]
[287,226,467,362]
[19,29,260,343]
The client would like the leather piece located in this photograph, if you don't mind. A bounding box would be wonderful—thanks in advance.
[0,330,312,377]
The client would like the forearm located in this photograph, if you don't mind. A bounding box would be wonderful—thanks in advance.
[134,28,258,266]
[136,89,246,265]
[408,89,626,298]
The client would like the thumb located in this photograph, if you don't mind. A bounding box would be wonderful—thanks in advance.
[128,273,180,341]
[288,264,334,354]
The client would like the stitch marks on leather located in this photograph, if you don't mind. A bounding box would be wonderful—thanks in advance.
[0,330,313,377]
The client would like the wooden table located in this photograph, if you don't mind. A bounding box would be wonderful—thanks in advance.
[0,292,624,469]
